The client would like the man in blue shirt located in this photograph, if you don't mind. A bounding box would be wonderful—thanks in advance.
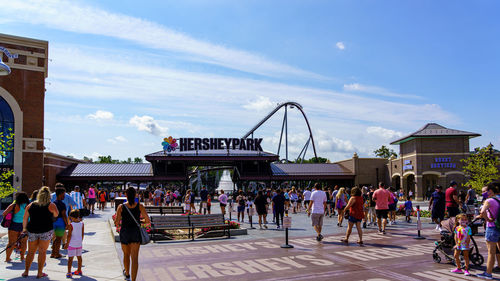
[51,183,77,215]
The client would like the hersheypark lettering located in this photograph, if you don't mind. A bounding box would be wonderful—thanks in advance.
[179,138,263,152]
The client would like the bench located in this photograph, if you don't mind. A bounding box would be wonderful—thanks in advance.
[150,215,192,242]
[189,214,230,240]
[145,206,184,215]
[150,214,230,241]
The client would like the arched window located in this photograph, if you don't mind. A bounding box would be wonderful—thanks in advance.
[0,96,14,166]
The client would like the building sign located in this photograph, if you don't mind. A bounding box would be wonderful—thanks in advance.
[430,157,456,169]
[0,46,19,59]
[403,160,413,171]
[162,136,264,153]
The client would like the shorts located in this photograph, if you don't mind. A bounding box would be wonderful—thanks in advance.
[405,209,412,217]
[304,200,310,206]
[311,213,324,227]
[119,228,141,245]
[431,208,445,221]
[220,203,227,207]
[88,198,96,205]
[388,203,396,211]
[8,221,23,232]
[376,209,388,219]
[67,246,82,257]
[486,227,500,243]
[447,206,460,218]
[237,206,245,213]
[28,230,54,242]
[348,216,362,223]
[53,218,66,237]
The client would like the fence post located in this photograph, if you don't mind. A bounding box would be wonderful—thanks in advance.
[413,205,426,240]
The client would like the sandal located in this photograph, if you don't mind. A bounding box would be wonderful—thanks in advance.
[340,238,348,244]
[357,241,364,246]
[36,273,48,279]
[66,272,72,278]
[22,272,29,278]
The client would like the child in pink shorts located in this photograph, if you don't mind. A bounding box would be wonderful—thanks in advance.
[64,209,85,278]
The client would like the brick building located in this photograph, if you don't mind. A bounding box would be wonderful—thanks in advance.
[388,123,481,200]
[0,33,48,197]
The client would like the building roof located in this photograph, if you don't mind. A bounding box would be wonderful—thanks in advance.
[145,149,278,161]
[270,163,354,180]
[44,152,88,164]
[57,162,354,181]
[58,163,153,178]
[390,123,481,145]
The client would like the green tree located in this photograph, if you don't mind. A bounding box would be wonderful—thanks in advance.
[0,128,15,199]
[295,157,329,163]
[461,144,500,193]
[374,145,398,158]
[134,157,143,163]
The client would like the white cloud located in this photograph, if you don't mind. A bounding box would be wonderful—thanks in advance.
[336,42,345,50]
[47,45,456,129]
[2,0,323,79]
[366,126,404,140]
[343,83,422,99]
[129,115,167,136]
[107,136,127,144]
[243,96,275,112]
[87,110,113,121]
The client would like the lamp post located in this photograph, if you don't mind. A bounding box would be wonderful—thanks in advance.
[0,46,18,76]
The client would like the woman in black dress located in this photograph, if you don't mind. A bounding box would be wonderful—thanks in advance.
[114,187,150,281]
[254,190,268,229]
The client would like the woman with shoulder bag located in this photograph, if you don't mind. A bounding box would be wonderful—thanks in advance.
[2,191,29,262]
[114,187,151,281]
[22,186,59,278]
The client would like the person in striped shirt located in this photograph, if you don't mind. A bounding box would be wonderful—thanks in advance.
[70,186,86,211]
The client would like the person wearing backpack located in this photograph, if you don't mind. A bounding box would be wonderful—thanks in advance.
[476,182,500,279]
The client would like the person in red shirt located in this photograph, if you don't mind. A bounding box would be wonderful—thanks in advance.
[372,182,391,234]
[340,187,365,245]
[445,181,460,218]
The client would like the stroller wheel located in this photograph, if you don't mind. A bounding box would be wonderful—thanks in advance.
[470,253,484,266]
[433,253,441,263]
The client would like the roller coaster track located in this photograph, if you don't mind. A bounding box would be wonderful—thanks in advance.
[242,101,318,162]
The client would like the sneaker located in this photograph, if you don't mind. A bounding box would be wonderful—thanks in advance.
[319,234,324,240]
[277,226,280,229]
[382,230,386,235]
[378,229,383,234]
[316,235,321,241]
[464,270,471,276]
[450,268,463,274]
[66,273,72,278]
[72,270,82,276]
[263,225,268,229]
[435,225,440,230]
[363,222,367,228]
[477,272,493,279]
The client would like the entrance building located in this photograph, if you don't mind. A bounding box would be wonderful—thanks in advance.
[388,123,481,200]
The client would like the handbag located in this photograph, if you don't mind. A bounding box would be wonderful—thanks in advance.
[124,204,150,245]
[1,211,13,228]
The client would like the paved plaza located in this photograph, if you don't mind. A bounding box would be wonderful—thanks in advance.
[1,206,499,280]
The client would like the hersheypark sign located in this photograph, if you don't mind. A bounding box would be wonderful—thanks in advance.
[162,136,264,153]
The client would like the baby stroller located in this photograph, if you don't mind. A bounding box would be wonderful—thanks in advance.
[432,217,484,267]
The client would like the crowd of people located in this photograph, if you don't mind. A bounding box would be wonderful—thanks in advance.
[1,183,86,279]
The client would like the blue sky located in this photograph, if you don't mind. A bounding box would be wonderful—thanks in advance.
[0,0,498,161]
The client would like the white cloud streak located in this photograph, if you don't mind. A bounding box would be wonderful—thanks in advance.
[2,0,322,79]
[129,115,167,136]
[366,126,404,140]
[87,110,113,121]
[107,136,127,144]
[243,96,275,112]
[336,42,345,50]
[343,83,422,99]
